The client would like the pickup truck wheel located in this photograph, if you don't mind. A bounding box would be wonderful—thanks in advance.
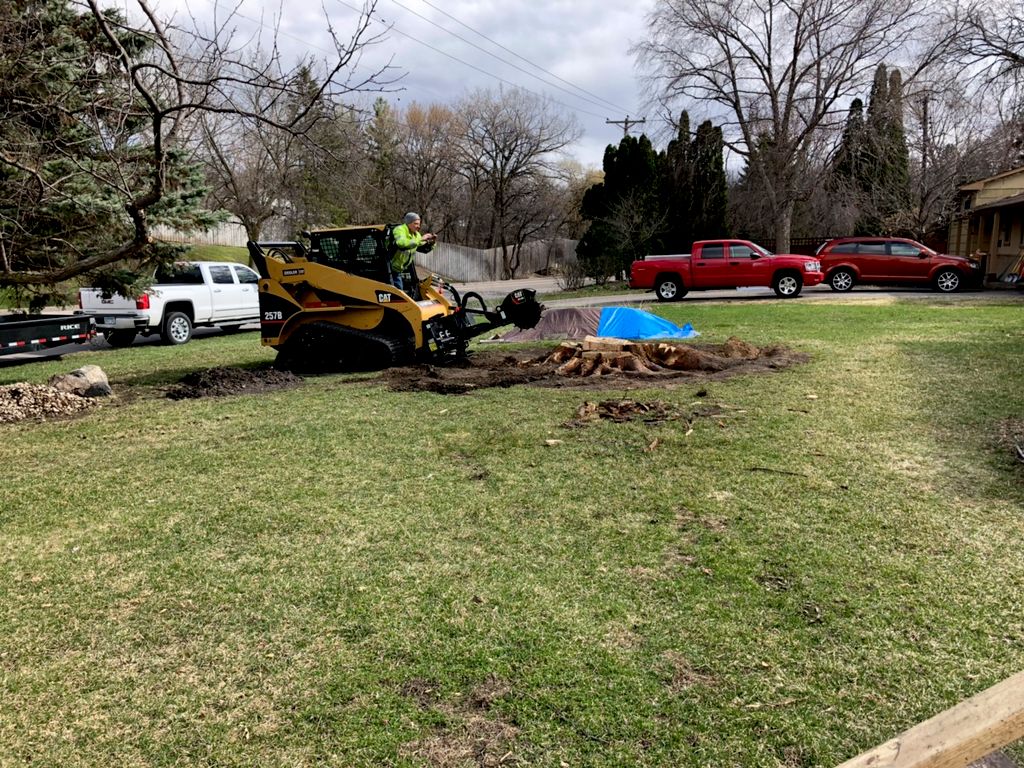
[104,330,137,348]
[161,311,193,345]
[773,273,803,297]
[655,276,685,302]
[934,268,962,293]
[829,268,855,292]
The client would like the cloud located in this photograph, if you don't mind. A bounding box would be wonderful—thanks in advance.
[150,0,657,165]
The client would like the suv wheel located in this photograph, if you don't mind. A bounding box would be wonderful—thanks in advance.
[161,311,193,345]
[829,268,855,292]
[773,272,802,298]
[934,269,961,293]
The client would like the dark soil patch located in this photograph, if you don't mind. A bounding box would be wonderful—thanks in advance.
[570,399,680,425]
[399,676,519,767]
[383,353,553,394]
[383,340,807,395]
[165,365,303,400]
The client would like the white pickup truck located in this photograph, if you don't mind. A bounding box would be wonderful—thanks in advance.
[78,261,261,347]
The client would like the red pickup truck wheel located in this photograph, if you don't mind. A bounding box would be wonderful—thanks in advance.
[772,272,803,297]
[655,276,686,302]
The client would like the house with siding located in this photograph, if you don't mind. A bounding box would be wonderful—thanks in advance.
[947,167,1024,282]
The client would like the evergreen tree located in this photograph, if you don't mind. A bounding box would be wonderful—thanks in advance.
[365,98,403,221]
[663,112,693,246]
[0,1,218,302]
[831,64,912,235]
[834,98,866,183]
[690,120,729,240]
[577,134,666,281]
[885,69,911,212]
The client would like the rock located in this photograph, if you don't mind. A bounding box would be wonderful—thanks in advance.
[48,365,112,398]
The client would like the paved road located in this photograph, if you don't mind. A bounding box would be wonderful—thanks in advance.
[452,276,1016,307]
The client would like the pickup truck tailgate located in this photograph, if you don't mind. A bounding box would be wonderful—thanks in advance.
[79,289,138,311]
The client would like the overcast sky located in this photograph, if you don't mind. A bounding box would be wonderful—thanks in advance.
[156,0,658,168]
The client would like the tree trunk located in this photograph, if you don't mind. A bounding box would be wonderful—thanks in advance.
[774,201,794,254]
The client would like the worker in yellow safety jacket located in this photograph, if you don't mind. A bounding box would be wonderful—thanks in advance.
[390,212,436,295]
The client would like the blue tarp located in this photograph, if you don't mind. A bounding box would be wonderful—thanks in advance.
[596,307,699,340]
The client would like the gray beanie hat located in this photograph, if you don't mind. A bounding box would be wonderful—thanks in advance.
[403,212,421,225]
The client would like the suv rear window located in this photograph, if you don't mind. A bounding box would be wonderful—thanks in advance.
[888,242,921,256]
[858,243,887,255]
[829,243,858,254]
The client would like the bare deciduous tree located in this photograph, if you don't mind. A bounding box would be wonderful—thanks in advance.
[391,103,460,236]
[455,89,580,278]
[635,0,937,251]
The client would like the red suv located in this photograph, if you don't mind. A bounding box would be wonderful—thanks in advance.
[816,237,982,293]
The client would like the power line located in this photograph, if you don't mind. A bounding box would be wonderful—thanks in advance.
[181,0,616,131]
[389,0,632,115]
[330,0,610,121]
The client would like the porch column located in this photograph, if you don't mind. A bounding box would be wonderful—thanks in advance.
[989,209,1000,256]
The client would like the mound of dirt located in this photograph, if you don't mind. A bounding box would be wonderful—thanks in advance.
[165,366,303,400]
[0,382,98,423]
[383,337,807,395]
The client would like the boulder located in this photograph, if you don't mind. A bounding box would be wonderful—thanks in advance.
[48,365,112,398]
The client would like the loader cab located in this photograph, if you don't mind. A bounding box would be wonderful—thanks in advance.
[308,226,392,284]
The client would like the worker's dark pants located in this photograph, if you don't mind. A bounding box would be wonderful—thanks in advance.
[390,264,419,298]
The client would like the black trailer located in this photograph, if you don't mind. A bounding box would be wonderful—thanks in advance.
[0,313,96,357]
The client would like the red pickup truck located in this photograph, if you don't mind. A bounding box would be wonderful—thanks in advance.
[629,239,824,301]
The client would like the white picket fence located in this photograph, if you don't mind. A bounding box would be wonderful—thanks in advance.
[151,219,578,281]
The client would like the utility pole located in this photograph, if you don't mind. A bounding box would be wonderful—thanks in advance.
[606,115,646,137]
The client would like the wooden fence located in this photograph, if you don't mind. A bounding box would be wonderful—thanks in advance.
[152,219,579,282]
[419,239,578,282]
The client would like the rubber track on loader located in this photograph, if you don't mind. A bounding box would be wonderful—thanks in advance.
[286,321,413,371]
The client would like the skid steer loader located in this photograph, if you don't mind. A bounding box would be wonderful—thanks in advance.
[247,225,543,370]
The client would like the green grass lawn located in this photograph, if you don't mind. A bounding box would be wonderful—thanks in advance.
[2,297,1023,766]
[184,244,250,263]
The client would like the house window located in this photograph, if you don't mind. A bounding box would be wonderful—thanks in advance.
[963,196,972,211]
